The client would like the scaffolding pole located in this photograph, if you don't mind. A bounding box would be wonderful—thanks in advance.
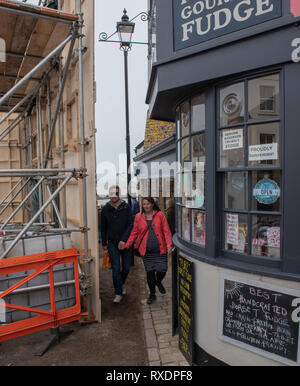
[0,2,93,319]
[77,0,91,317]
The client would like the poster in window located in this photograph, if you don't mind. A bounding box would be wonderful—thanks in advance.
[192,210,206,246]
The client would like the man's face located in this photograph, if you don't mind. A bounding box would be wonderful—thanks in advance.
[109,189,120,204]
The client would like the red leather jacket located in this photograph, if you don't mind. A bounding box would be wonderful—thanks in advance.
[125,211,173,257]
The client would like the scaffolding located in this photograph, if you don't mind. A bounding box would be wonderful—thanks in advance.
[0,0,98,321]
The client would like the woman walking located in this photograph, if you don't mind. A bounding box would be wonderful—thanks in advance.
[123,198,173,304]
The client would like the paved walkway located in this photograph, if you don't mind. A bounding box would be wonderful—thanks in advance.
[138,255,190,367]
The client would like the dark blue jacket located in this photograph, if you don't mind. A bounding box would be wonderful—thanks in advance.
[131,199,140,217]
[100,200,133,247]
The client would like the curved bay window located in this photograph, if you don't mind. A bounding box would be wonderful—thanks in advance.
[176,94,206,248]
[175,71,285,269]
[219,73,281,262]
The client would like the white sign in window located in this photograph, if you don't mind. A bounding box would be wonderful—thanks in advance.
[223,129,243,151]
[249,143,278,162]
[226,214,239,245]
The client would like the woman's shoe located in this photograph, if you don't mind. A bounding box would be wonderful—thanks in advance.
[147,294,157,305]
[156,281,166,295]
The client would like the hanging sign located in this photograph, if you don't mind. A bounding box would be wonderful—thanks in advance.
[173,0,282,51]
[253,178,280,205]
[249,143,278,162]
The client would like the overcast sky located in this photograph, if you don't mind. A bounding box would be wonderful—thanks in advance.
[95,0,149,194]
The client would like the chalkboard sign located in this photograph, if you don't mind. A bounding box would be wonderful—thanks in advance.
[219,274,300,365]
[178,255,194,365]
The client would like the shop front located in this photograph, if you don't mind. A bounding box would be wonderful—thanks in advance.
[147,0,300,366]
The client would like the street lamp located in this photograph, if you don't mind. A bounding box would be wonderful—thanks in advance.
[99,9,149,207]
[117,9,135,47]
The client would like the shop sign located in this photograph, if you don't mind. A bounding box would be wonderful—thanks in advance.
[253,178,280,205]
[173,0,282,51]
[249,143,278,162]
[219,274,300,365]
[223,128,243,150]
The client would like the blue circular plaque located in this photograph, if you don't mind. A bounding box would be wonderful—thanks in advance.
[253,178,280,205]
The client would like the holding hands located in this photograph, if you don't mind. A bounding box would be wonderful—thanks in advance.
[118,241,126,250]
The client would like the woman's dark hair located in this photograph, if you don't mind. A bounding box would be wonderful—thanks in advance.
[142,197,161,213]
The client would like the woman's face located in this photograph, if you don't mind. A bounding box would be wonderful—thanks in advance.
[143,199,154,214]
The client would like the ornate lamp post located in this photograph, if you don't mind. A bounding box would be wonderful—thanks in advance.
[99,9,149,206]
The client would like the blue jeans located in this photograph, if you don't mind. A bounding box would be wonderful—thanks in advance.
[107,241,132,296]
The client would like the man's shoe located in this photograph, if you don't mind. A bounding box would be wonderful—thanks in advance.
[113,295,123,304]
[122,286,127,295]
[147,294,157,305]
[156,281,166,295]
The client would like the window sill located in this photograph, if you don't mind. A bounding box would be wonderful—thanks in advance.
[173,234,300,283]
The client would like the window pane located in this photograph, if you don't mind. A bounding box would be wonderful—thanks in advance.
[192,210,206,246]
[175,173,182,203]
[193,171,205,209]
[252,215,280,258]
[248,122,280,166]
[248,74,279,121]
[182,208,191,241]
[181,101,190,137]
[192,133,205,169]
[182,172,192,206]
[220,82,245,127]
[182,137,190,164]
[225,172,248,210]
[225,213,248,253]
[191,94,205,132]
[220,127,244,168]
[252,170,281,212]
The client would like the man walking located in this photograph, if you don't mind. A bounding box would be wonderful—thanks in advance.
[101,186,133,304]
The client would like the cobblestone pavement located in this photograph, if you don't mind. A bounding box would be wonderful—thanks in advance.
[137,255,190,367]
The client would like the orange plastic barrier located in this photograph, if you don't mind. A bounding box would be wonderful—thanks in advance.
[0,248,86,343]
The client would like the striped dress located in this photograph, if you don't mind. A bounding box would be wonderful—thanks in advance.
[142,219,168,273]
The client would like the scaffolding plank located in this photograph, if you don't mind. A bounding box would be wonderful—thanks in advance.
[0,0,78,23]
[0,2,75,111]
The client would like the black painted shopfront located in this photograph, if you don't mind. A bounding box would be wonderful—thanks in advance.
[147,0,300,366]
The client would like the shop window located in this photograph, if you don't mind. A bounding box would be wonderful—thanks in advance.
[182,137,190,164]
[192,210,206,246]
[220,127,244,168]
[260,85,276,112]
[220,82,245,127]
[176,94,206,247]
[181,101,190,137]
[191,95,205,132]
[219,73,281,260]
[248,74,279,120]
[182,207,191,242]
